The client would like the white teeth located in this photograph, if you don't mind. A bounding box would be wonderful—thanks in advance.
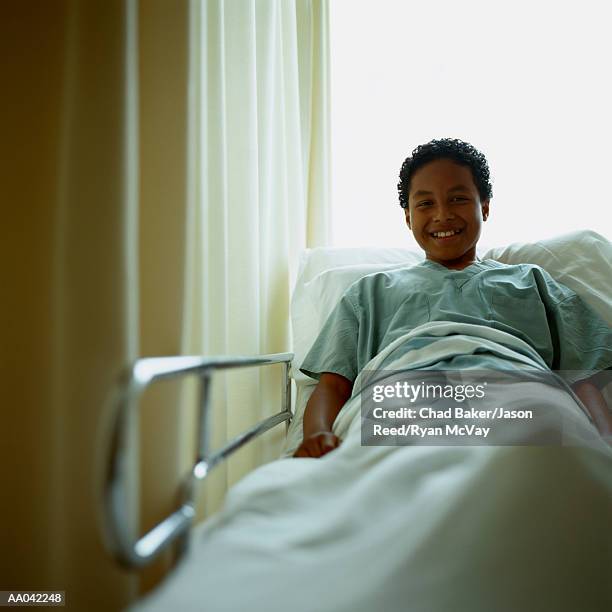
[432,229,461,238]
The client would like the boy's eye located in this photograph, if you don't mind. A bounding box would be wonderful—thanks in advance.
[418,197,467,207]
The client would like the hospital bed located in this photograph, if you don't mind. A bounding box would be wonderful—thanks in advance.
[103,229,612,611]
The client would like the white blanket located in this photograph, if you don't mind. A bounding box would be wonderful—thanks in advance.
[132,324,612,612]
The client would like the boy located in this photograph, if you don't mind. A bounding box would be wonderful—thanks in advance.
[294,138,612,458]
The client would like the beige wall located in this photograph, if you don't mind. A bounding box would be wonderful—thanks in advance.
[137,0,193,594]
[1,1,141,609]
[1,0,69,592]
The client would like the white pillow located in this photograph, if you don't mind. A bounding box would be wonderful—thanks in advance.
[294,246,422,283]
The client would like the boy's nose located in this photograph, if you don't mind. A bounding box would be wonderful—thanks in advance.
[433,203,456,221]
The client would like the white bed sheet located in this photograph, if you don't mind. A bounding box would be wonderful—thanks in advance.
[131,324,612,612]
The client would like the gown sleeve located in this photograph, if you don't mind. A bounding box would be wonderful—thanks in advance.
[299,290,360,383]
[532,266,612,385]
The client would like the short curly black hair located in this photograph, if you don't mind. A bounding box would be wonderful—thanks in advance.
[397,138,493,209]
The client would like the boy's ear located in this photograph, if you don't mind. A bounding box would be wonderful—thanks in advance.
[404,207,411,229]
[482,200,490,221]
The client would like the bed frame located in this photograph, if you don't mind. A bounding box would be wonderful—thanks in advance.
[102,353,293,569]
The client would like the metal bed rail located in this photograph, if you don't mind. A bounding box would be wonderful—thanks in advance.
[102,352,293,570]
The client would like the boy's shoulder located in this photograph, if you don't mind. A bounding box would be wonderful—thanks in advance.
[481,259,549,275]
[481,260,568,294]
[349,261,427,287]
[340,262,426,303]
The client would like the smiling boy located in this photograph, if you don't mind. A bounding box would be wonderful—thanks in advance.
[293,138,612,458]
[403,157,489,270]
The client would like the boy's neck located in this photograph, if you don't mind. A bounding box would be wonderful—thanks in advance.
[426,253,480,270]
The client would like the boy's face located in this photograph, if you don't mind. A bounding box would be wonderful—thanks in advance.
[405,158,489,270]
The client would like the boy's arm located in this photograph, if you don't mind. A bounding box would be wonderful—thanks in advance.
[571,376,612,437]
[293,372,353,458]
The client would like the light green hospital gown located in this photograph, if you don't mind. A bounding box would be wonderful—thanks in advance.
[300,260,612,385]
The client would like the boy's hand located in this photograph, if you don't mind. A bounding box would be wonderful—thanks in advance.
[293,431,341,458]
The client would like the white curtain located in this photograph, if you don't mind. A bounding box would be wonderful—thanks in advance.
[185,0,331,519]
[1,0,330,606]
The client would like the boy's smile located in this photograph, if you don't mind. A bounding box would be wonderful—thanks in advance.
[405,158,489,270]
